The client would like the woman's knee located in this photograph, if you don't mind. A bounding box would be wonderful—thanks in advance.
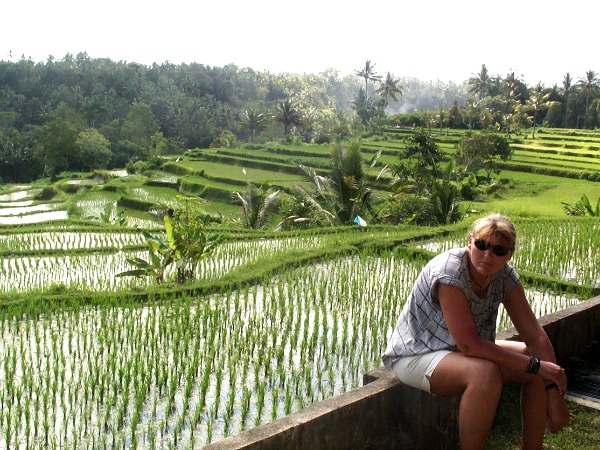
[468,360,503,391]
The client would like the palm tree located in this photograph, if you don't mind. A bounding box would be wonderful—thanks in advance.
[577,70,600,126]
[231,183,281,229]
[351,87,371,125]
[375,72,403,107]
[355,60,382,101]
[289,142,372,226]
[467,64,490,100]
[241,108,268,142]
[436,107,446,135]
[328,141,371,224]
[461,99,478,130]
[527,83,558,138]
[563,72,572,128]
[274,99,302,137]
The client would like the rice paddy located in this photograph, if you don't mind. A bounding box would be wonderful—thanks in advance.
[0,249,584,449]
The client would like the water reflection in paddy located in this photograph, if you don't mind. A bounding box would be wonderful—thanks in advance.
[0,210,68,225]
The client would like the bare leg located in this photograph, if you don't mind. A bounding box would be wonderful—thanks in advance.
[428,352,503,450]
[497,340,547,450]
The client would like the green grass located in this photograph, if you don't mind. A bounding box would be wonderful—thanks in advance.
[178,159,305,185]
[488,384,600,450]
[476,172,600,218]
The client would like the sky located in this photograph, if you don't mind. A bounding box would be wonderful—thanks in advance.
[1,0,596,87]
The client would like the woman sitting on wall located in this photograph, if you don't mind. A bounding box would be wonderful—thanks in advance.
[382,213,569,450]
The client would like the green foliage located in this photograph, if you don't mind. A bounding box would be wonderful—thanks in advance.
[376,194,430,225]
[283,142,373,228]
[562,194,600,217]
[456,131,512,182]
[240,109,269,142]
[117,197,222,283]
[36,186,59,201]
[458,174,483,201]
[231,183,281,229]
[392,128,443,192]
[274,99,302,137]
[76,128,112,170]
[210,130,238,149]
[425,160,463,225]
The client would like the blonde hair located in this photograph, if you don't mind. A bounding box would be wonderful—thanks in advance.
[469,213,516,249]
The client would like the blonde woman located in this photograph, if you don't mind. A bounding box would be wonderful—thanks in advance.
[382,213,569,450]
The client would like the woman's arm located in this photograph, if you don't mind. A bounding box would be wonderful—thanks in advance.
[438,283,532,369]
[503,283,567,391]
[503,283,570,432]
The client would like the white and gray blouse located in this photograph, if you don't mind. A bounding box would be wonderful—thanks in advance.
[382,247,519,369]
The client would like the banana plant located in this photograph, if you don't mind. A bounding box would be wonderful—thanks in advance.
[580,194,600,217]
[118,197,222,284]
[562,194,600,217]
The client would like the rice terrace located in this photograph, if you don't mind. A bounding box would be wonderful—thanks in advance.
[0,123,599,449]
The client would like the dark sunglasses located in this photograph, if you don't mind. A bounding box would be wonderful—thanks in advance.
[473,238,511,256]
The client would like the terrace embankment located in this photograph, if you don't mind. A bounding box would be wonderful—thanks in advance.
[204,292,600,450]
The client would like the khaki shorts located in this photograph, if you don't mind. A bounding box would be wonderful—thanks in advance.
[391,350,454,393]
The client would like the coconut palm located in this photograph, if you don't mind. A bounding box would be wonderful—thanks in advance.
[577,70,600,126]
[563,72,572,128]
[274,99,302,137]
[468,64,491,100]
[355,60,382,101]
[527,83,558,138]
[461,99,478,130]
[241,108,268,142]
[375,72,403,107]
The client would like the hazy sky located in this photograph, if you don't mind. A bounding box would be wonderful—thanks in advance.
[2,0,596,87]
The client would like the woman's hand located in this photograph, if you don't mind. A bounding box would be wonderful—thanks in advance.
[538,360,568,395]
[539,360,569,433]
[546,388,570,433]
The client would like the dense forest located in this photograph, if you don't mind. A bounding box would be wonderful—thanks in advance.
[1,52,599,183]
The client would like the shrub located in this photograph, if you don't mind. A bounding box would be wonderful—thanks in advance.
[36,186,59,200]
[378,194,430,225]
[459,175,483,201]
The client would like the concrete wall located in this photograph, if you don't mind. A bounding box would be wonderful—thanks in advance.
[203,295,600,450]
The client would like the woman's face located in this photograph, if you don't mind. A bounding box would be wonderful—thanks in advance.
[468,233,514,277]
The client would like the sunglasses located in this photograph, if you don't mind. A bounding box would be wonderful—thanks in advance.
[473,238,511,256]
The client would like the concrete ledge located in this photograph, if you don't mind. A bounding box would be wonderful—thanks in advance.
[497,295,600,366]
[203,295,600,449]
[204,373,414,449]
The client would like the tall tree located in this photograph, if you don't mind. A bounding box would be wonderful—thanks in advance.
[274,99,302,137]
[461,99,478,130]
[468,64,491,100]
[375,72,403,107]
[241,108,268,142]
[122,102,159,147]
[563,72,572,128]
[355,60,382,101]
[577,70,600,127]
[526,83,557,139]
[75,128,112,170]
[392,128,442,192]
[40,120,79,179]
